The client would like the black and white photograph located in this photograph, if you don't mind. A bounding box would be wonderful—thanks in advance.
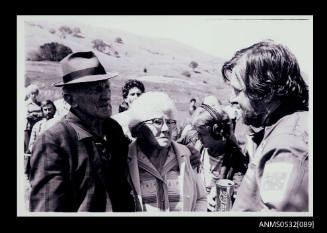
[17,15,313,218]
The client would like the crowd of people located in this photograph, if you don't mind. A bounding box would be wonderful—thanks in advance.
[23,40,309,213]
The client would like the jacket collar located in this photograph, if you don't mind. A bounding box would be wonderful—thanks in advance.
[128,140,188,165]
[64,111,93,140]
[128,140,189,196]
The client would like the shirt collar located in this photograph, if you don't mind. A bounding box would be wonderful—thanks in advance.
[64,111,93,140]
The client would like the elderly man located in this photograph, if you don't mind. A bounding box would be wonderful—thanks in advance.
[29,51,135,212]
[221,40,309,211]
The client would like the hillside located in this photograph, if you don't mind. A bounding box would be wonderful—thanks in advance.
[23,20,232,126]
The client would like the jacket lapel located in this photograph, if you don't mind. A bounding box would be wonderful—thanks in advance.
[128,141,193,212]
[171,142,190,211]
[128,141,144,210]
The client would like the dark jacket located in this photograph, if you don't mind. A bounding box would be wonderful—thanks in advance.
[118,101,129,113]
[29,111,135,212]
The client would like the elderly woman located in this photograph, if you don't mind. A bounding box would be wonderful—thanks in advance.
[191,104,249,211]
[127,92,207,212]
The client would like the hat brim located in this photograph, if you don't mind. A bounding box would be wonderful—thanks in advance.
[53,72,118,87]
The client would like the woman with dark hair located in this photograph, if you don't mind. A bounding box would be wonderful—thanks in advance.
[119,79,145,113]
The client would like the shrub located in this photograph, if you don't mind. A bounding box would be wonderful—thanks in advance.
[115,37,123,44]
[189,61,199,70]
[26,50,42,61]
[38,42,73,61]
[182,70,191,77]
[72,27,81,34]
[114,51,120,58]
[73,34,84,38]
[59,25,73,34]
[92,39,110,54]
[49,28,56,34]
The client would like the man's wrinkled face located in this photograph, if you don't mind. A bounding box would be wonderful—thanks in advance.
[125,87,143,105]
[228,72,265,127]
[73,80,112,119]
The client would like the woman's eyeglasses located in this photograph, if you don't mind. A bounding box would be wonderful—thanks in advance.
[141,118,177,128]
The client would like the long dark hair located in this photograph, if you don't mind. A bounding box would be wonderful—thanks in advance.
[222,40,308,111]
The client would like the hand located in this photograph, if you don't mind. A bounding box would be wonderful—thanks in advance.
[186,143,201,170]
[207,187,217,212]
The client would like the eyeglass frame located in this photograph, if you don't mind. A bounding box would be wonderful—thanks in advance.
[135,117,177,130]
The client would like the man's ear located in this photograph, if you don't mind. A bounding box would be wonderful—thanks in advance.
[63,93,78,108]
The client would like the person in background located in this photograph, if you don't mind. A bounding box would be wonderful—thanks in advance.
[177,95,222,172]
[127,91,207,212]
[188,98,197,116]
[180,96,221,144]
[24,84,43,153]
[113,79,146,140]
[24,84,43,176]
[118,79,145,113]
[191,104,248,211]
[221,40,309,212]
[27,100,57,154]
[29,51,135,212]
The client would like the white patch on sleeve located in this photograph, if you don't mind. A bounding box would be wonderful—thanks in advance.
[260,162,294,205]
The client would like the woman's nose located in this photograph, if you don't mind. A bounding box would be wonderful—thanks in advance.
[161,121,169,131]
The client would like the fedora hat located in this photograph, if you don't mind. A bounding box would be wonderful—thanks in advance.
[53,51,118,87]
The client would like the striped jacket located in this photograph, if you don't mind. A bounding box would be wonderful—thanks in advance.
[128,140,207,212]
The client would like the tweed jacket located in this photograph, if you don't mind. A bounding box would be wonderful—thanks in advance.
[128,140,207,212]
[29,111,135,212]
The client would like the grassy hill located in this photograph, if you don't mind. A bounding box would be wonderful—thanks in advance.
[23,20,237,128]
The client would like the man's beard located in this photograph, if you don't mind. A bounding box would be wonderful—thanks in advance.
[242,108,266,128]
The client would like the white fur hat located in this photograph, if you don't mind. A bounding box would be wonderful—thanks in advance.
[127,91,178,132]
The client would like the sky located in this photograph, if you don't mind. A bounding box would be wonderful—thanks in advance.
[20,15,313,75]
[74,15,313,75]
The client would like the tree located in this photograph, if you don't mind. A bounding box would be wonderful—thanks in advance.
[92,39,110,54]
[189,61,199,70]
[114,51,120,58]
[115,37,123,44]
[49,28,56,34]
[59,26,73,34]
[182,70,191,78]
[72,27,81,34]
[38,42,72,61]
